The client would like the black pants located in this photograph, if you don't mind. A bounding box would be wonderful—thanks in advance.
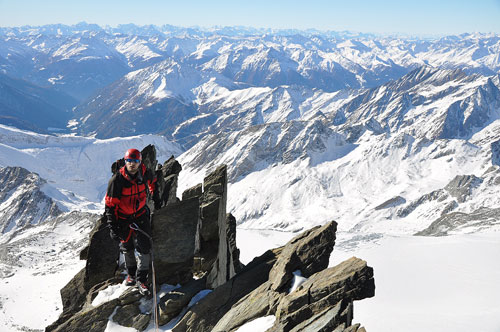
[118,210,152,283]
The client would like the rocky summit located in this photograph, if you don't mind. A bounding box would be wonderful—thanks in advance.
[45,146,375,332]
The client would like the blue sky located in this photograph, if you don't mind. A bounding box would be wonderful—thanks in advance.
[1,0,500,36]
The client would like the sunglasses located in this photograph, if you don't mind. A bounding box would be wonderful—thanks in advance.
[125,159,141,164]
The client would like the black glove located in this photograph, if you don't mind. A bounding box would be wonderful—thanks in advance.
[154,199,162,210]
[109,227,121,241]
[107,218,122,241]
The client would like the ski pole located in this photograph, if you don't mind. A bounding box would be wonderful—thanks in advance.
[130,222,159,332]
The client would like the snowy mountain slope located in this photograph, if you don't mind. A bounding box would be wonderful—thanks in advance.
[0,125,183,212]
[180,125,498,235]
[177,68,500,235]
[0,166,62,234]
[2,24,500,138]
[333,67,500,140]
[0,210,96,331]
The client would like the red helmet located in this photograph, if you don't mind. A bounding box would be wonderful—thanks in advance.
[124,148,142,161]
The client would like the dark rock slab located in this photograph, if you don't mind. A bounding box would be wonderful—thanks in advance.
[84,215,120,289]
[50,299,120,332]
[182,183,203,201]
[285,299,351,332]
[274,257,375,331]
[269,221,337,292]
[158,277,207,325]
[374,196,406,210]
[212,282,285,332]
[172,248,282,332]
[210,221,339,332]
[152,197,200,285]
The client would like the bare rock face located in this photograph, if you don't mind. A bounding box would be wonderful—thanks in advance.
[444,174,483,203]
[152,196,200,285]
[198,165,228,278]
[269,221,337,292]
[415,206,500,236]
[175,220,370,332]
[271,257,375,332]
[210,221,370,332]
[172,248,283,332]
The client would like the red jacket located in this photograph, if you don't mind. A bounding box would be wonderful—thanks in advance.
[105,164,157,220]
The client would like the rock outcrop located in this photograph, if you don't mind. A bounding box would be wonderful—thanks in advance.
[444,174,483,203]
[46,146,375,332]
[152,196,199,285]
[174,221,375,332]
[197,165,229,281]
[415,206,500,236]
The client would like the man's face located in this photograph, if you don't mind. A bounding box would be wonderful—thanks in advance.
[125,159,141,174]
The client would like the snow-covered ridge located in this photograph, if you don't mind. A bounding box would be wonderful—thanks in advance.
[177,66,500,235]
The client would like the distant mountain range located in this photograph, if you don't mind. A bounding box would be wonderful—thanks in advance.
[1,23,499,143]
[0,23,499,238]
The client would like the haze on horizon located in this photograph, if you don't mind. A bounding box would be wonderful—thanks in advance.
[1,0,500,37]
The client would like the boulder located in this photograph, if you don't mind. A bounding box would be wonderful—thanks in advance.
[49,287,153,332]
[49,299,120,332]
[273,257,375,331]
[210,221,339,332]
[277,299,352,332]
[112,288,151,331]
[182,183,203,201]
[269,221,337,292]
[211,282,285,332]
[172,248,282,332]
[158,277,207,325]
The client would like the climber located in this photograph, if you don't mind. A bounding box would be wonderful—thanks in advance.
[104,148,162,295]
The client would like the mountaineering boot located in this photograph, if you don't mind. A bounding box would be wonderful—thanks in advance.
[137,281,150,296]
[124,275,136,286]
